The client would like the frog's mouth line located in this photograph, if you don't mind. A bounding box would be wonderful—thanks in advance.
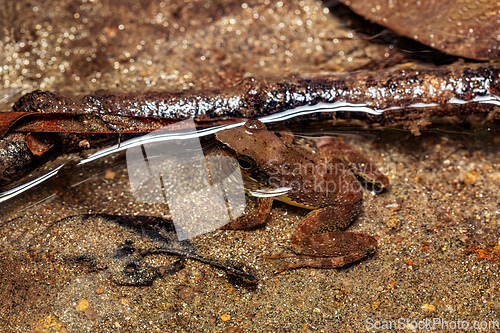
[240,170,321,210]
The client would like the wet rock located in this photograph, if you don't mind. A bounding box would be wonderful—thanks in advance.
[338,0,500,60]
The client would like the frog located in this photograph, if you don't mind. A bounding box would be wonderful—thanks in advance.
[215,119,389,272]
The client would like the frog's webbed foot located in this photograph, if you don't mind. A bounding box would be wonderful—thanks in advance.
[264,231,377,273]
[317,137,390,191]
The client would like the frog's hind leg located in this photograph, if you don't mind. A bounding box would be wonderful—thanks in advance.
[317,137,390,190]
[267,230,377,273]
[266,204,377,271]
[291,203,374,255]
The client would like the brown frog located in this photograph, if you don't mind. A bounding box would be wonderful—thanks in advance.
[215,119,389,272]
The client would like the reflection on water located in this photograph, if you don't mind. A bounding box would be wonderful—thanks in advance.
[126,119,246,240]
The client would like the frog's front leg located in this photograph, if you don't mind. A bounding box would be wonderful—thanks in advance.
[221,197,274,230]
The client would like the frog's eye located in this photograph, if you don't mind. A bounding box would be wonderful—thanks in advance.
[237,155,255,170]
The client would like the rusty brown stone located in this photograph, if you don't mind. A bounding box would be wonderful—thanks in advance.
[338,0,500,60]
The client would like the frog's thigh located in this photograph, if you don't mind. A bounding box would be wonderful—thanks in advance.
[221,197,273,230]
[290,203,360,246]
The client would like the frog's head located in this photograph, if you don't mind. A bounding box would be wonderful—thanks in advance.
[215,119,288,181]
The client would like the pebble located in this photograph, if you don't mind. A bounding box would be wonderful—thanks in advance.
[76,299,89,312]
[221,313,231,322]
[421,304,436,312]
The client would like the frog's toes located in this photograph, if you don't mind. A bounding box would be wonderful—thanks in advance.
[271,250,373,274]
